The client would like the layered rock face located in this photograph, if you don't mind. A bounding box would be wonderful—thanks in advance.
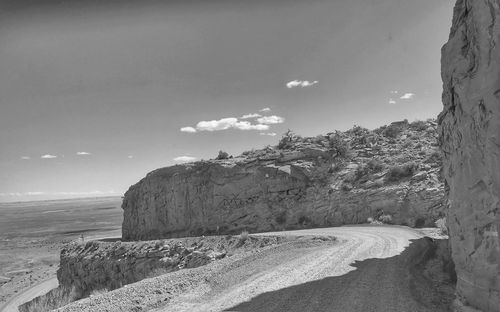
[439,1,500,311]
[123,120,445,241]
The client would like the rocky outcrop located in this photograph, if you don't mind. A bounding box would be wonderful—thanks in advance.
[20,235,288,312]
[56,236,285,298]
[439,1,500,311]
[123,120,445,241]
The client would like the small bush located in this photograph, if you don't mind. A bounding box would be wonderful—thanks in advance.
[278,130,301,150]
[383,125,403,138]
[386,162,417,181]
[239,230,249,243]
[216,150,229,160]
[409,120,428,131]
[379,214,393,224]
[328,133,350,158]
[435,217,448,235]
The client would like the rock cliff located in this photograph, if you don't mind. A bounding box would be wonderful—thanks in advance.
[439,1,500,311]
[123,120,445,241]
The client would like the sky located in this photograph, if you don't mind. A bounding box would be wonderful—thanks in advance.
[0,0,455,202]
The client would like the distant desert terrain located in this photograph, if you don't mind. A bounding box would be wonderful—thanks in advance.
[0,197,123,310]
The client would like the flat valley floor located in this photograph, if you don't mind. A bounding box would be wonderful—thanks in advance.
[0,197,123,310]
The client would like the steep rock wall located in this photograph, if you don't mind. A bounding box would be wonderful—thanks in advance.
[439,1,500,311]
[123,122,445,241]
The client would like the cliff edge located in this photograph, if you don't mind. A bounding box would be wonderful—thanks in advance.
[122,120,444,241]
[439,1,500,311]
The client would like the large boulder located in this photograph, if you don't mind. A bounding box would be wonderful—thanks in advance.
[439,1,500,311]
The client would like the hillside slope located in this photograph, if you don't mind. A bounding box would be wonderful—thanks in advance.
[122,119,444,241]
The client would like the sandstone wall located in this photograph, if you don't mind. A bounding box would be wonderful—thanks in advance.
[122,123,445,241]
[439,1,500,311]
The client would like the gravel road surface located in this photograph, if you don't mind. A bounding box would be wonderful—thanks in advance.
[157,225,443,312]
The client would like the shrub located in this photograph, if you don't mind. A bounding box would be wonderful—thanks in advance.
[435,217,448,235]
[386,162,417,181]
[328,133,350,158]
[383,125,403,138]
[409,120,428,131]
[278,130,301,150]
[239,230,249,243]
[216,150,229,160]
[379,214,393,224]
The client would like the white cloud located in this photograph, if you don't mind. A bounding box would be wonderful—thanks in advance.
[241,113,262,119]
[20,156,30,160]
[389,99,397,105]
[195,118,269,132]
[173,156,197,163]
[400,93,415,100]
[180,126,197,133]
[259,107,271,112]
[127,155,134,159]
[257,115,285,125]
[260,132,277,136]
[76,152,91,156]
[286,80,318,88]
[390,90,399,94]
[41,154,57,159]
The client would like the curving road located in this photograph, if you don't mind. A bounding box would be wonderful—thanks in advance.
[158,225,441,312]
[0,278,58,312]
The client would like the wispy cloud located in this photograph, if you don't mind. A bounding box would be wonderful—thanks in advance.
[400,93,415,100]
[389,99,396,105]
[259,107,271,112]
[192,118,269,132]
[241,113,262,119]
[76,152,91,156]
[257,115,285,125]
[41,154,57,159]
[180,126,197,133]
[390,90,399,94]
[259,132,277,136]
[20,156,30,160]
[173,156,197,163]
[127,155,134,159]
[286,80,318,88]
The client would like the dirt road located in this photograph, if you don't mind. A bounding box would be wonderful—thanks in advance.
[158,225,445,312]
[0,278,58,312]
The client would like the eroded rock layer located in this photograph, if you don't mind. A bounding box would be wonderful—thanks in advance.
[439,1,500,311]
[123,120,444,241]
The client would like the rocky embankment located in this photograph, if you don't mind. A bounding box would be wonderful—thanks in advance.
[20,235,289,312]
[123,119,445,241]
[439,0,500,311]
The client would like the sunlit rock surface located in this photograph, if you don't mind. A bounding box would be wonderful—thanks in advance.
[123,120,444,241]
[439,0,500,311]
